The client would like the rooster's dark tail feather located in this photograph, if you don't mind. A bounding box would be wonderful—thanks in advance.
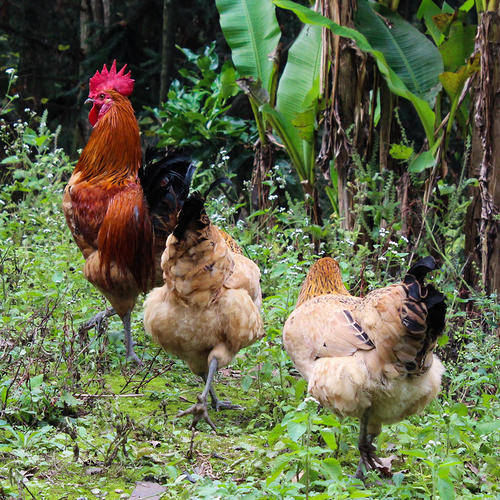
[140,151,196,240]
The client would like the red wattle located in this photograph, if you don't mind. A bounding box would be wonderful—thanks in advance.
[88,104,99,126]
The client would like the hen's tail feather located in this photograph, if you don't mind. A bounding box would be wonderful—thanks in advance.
[401,257,446,346]
[405,256,438,283]
[172,192,207,241]
[139,152,196,240]
[172,176,236,241]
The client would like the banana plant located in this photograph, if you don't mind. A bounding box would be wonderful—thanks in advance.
[216,0,323,224]
[275,0,478,173]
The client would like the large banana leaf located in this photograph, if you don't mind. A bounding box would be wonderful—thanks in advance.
[355,1,443,106]
[273,0,437,146]
[216,0,281,92]
[237,78,307,181]
[276,22,322,125]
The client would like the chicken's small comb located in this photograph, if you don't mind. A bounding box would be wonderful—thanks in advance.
[89,60,134,97]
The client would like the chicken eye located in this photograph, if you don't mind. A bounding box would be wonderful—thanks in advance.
[99,93,105,99]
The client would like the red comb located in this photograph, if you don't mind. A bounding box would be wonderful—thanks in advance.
[89,60,134,97]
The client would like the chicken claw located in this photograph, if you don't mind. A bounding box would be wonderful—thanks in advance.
[356,440,391,479]
[177,394,217,432]
[356,410,391,479]
[78,307,116,335]
[208,385,244,411]
[122,311,143,365]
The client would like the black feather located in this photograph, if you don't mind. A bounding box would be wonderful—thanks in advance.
[405,256,438,283]
[403,257,447,339]
[139,151,196,238]
[203,177,235,202]
[172,193,207,240]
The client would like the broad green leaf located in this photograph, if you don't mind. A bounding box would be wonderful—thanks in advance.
[433,13,457,35]
[451,402,468,416]
[274,0,437,145]
[276,21,322,124]
[320,430,337,450]
[439,22,476,72]
[409,150,435,172]
[266,459,288,484]
[23,127,38,146]
[390,144,414,160]
[62,391,81,406]
[287,420,307,442]
[216,0,281,92]
[268,423,285,445]
[417,0,443,45]
[459,0,475,11]
[437,477,455,500]
[220,61,239,99]
[320,458,342,480]
[476,420,500,434]
[439,53,479,102]
[292,108,316,142]
[356,1,443,105]
[438,333,449,346]
[1,155,20,164]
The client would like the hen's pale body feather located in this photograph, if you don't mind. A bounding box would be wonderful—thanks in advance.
[144,214,263,376]
[283,257,445,436]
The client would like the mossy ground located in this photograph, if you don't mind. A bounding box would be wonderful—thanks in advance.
[1,164,498,499]
[25,350,276,499]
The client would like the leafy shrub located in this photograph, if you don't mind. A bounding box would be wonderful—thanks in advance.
[143,43,256,178]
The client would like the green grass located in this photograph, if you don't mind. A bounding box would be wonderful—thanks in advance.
[0,123,498,499]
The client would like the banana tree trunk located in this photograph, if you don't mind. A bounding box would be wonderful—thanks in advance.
[320,0,369,230]
[251,142,274,212]
[464,9,500,297]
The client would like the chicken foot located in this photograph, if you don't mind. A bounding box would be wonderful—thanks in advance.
[206,378,244,412]
[121,311,142,365]
[177,358,221,431]
[78,307,116,335]
[355,410,391,479]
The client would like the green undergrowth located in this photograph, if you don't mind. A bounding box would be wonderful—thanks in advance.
[0,115,499,499]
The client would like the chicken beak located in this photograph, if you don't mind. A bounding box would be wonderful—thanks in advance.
[85,98,93,107]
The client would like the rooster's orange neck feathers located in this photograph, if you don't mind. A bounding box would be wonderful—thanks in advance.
[75,91,141,186]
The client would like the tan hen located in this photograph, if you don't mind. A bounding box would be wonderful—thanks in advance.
[283,257,446,478]
[143,193,263,429]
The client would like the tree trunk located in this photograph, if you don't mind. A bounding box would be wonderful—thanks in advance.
[320,0,369,230]
[251,142,274,213]
[464,9,500,296]
[159,0,174,104]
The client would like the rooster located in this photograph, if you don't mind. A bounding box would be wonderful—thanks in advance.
[283,257,446,478]
[143,193,263,430]
[63,61,194,363]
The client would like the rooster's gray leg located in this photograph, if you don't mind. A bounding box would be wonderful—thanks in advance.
[79,307,116,334]
[122,311,142,365]
[177,358,219,431]
[356,410,391,479]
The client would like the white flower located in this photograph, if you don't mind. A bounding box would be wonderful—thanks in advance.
[378,256,387,262]
[5,68,15,75]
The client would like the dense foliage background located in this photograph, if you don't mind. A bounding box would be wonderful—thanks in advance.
[1,0,499,498]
